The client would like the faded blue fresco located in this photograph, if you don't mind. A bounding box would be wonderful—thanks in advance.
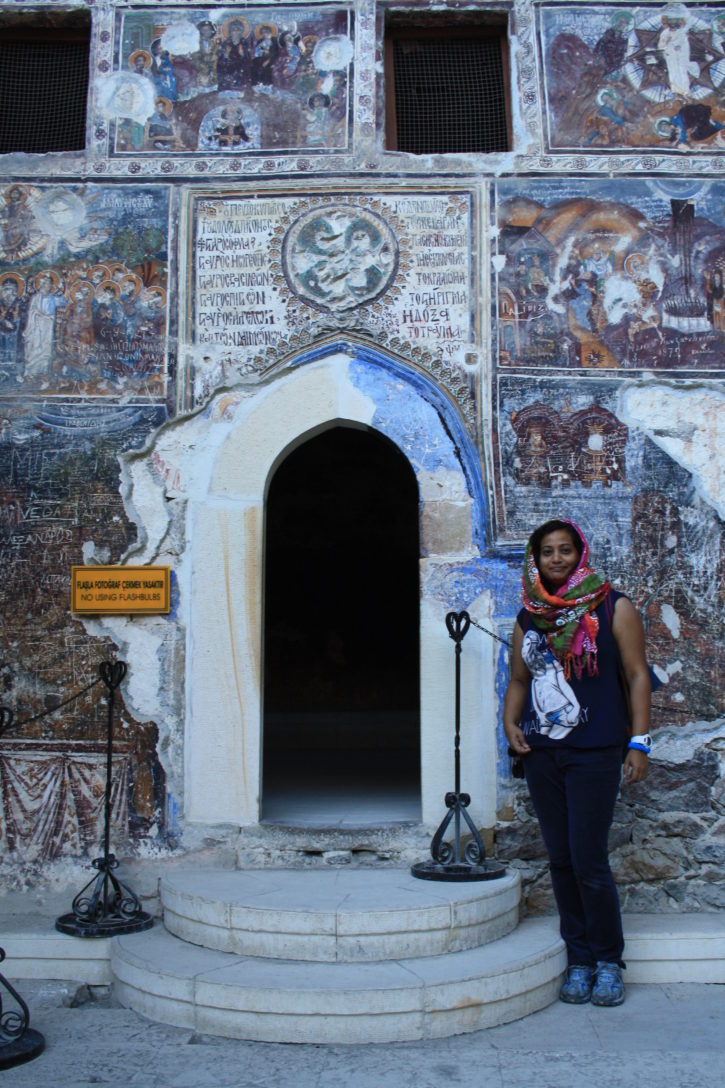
[495,176,725,373]
[348,351,487,552]
[114,7,352,155]
[0,184,169,399]
[539,4,725,152]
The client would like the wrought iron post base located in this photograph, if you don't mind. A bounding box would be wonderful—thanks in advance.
[0,948,45,1069]
[56,855,154,938]
[411,790,507,883]
[411,859,506,882]
[0,1028,45,1070]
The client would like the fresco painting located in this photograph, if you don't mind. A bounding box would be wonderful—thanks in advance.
[112,7,352,154]
[492,375,637,539]
[0,404,168,864]
[539,3,725,152]
[0,740,131,861]
[493,371,725,721]
[495,177,725,372]
[0,184,170,399]
[492,173,725,731]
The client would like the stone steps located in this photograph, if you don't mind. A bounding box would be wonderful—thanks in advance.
[111,916,566,1044]
[5,866,725,1044]
[160,868,522,961]
[6,908,723,987]
[111,867,564,1043]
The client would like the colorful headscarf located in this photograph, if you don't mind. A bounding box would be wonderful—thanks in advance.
[522,519,610,679]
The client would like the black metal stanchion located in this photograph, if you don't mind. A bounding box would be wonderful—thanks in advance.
[0,948,44,1070]
[412,611,506,882]
[56,661,154,937]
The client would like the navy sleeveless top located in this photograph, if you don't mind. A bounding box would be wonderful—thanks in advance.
[516,589,629,750]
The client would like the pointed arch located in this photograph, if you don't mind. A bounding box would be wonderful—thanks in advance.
[185,342,497,830]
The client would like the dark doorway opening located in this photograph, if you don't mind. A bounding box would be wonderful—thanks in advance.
[262,425,420,825]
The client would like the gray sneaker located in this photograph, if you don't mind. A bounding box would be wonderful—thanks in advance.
[591,961,625,1006]
[559,964,594,1004]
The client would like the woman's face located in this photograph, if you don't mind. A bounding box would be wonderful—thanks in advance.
[537,529,580,590]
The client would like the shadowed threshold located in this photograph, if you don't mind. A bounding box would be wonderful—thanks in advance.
[261,729,420,828]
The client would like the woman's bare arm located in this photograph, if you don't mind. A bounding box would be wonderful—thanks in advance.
[612,595,651,784]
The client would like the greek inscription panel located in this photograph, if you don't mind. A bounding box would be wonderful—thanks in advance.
[191,191,474,401]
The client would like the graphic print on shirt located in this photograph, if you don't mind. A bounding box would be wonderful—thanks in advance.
[521,630,583,740]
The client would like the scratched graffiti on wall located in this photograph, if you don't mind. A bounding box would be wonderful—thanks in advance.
[109,6,352,155]
[0,405,167,863]
[0,184,170,398]
[539,3,725,152]
[495,177,725,371]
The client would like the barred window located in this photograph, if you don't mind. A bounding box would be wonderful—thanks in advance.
[0,13,91,154]
[385,18,510,155]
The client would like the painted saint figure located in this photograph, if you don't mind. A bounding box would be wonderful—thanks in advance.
[146,98,178,150]
[150,39,177,101]
[92,280,124,375]
[23,270,68,378]
[1,186,34,260]
[252,24,278,87]
[193,21,218,88]
[217,20,249,91]
[0,273,24,381]
[59,280,95,371]
[657,9,698,98]
[273,31,301,92]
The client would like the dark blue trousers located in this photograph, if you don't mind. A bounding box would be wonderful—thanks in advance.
[524,745,624,968]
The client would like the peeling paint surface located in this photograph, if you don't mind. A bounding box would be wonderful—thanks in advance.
[620,384,725,518]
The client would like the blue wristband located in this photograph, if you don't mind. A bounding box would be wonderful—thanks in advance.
[628,741,650,754]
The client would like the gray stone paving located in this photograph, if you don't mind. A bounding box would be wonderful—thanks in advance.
[2,979,723,1087]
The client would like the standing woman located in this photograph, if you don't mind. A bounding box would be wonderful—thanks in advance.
[503,519,651,1007]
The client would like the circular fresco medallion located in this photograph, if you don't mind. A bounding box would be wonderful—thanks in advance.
[282,205,398,313]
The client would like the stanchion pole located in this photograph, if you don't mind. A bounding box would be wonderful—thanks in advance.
[56,661,154,937]
[412,611,506,882]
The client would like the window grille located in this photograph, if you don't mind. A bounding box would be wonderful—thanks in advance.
[386,24,510,155]
[0,23,90,154]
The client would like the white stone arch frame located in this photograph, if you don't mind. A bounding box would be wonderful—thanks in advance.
[186,343,498,830]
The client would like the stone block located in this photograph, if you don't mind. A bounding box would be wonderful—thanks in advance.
[420,501,472,556]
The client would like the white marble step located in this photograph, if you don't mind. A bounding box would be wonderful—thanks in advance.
[111,916,566,1044]
[161,868,521,961]
[5,908,724,989]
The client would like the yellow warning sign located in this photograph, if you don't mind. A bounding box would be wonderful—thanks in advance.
[71,566,171,615]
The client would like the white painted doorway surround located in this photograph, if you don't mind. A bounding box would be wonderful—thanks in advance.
[185,343,498,832]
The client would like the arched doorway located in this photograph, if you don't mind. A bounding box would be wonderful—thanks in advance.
[183,343,497,832]
[262,425,420,825]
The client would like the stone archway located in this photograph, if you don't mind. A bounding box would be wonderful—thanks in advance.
[185,342,498,831]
